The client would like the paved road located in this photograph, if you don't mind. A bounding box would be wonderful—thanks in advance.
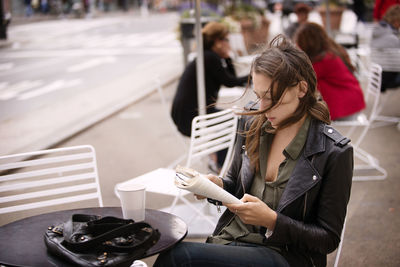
[0,11,183,156]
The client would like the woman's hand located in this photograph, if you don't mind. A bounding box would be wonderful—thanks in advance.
[225,194,277,230]
[194,174,223,200]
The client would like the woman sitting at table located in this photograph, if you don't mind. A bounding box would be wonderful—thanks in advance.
[294,22,366,121]
[171,21,248,173]
[154,35,353,267]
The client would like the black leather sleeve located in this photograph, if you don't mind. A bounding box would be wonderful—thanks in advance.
[206,52,248,87]
[268,143,353,254]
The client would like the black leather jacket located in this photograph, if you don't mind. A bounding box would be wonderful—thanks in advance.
[210,116,353,267]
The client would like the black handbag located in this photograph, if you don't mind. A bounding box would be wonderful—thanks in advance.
[44,214,160,266]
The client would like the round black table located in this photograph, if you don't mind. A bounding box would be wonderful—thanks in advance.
[0,207,187,266]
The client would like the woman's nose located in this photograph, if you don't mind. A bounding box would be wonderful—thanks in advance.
[260,99,270,110]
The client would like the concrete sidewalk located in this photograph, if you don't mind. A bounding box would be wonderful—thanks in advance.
[0,53,182,156]
[0,11,183,157]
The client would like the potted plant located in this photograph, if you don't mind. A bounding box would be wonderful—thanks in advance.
[178,1,222,65]
[318,0,350,31]
[224,3,270,54]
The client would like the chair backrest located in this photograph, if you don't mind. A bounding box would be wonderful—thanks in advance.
[0,145,103,215]
[364,63,382,122]
[370,48,400,72]
[339,9,357,34]
[229,33,248,58]
[186,109,238,176]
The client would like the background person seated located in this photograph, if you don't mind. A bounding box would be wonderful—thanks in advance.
[171,21,248,172]
[371,4,400,92]
[284,3,312,39]
[294,22,366,121]
[155,35,353,267]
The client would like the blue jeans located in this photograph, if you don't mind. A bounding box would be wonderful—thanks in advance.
[154,241,290,267]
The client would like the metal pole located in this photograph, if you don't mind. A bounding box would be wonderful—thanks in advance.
[195,0,206,115]
[325,0,332,37]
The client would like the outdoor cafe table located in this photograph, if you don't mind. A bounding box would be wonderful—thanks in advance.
[0,207,187,266]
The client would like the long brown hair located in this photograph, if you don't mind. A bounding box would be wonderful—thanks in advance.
[294,22,355,72]
[242,35,330,171]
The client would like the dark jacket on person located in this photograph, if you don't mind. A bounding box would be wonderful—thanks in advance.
[171,50,248,136]
[209,115,353,267]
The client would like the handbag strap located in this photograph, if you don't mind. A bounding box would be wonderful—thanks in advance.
[62,214,159,253]
[63,214,133,240]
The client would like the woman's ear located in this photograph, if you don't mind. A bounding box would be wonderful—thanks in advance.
[211,40,221,51]
[298,81,308,98]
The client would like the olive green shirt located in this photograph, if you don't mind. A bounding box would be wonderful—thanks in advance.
[208,117,311,245]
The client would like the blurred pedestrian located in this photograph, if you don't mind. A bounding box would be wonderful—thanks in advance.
[373,0,400,21]
[41,0,49,14]
[62,0,73,15]
[155,35,353,267]
[294,22,366,121]
[118,0,128,11]
[371,4,400,91]
[171,21,248,172]
[103,0,112,12]
[25,0,33,17]
[0,0,11,40]
[82,0,90,14]
[352,0,367,22]
[284,3,311,39]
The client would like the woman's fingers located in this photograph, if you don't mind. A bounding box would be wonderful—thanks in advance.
[194,194,206,200]
[193,174,223,201]
[205,174,223,188]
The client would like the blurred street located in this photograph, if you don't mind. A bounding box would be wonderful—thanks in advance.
[0,10,183,156]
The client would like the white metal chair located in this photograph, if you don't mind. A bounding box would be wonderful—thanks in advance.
[335,9,358,49]
[154,76,189,168]
[187,108,238,177]
[229,32,248,58]
[370,48,400,127]
[370,48,400,73]
[332,63,387,181]
[115,109,238,236]
[0,145,103,215]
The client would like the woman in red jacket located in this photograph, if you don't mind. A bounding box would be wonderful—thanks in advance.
[373,0,400,21]
[294,22,366,121]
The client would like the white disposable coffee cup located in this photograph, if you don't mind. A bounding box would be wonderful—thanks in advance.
[115,183,146,222]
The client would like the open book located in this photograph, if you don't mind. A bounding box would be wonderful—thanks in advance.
[174,165,242,204]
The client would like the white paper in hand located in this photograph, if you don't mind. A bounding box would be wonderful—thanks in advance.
[174,165,242,204]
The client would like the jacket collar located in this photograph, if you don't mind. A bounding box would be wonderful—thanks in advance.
[240,117,328,208]
[304,119,326,158]
[276,119,326,212]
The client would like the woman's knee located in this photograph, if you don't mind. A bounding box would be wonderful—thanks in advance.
[154,242,197,267]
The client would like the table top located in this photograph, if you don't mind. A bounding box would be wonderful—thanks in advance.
[0,207,187,267]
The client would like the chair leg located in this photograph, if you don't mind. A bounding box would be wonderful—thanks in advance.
[353,146,387,181]
[371,90,400,128]
[371,115,400,129]
[167,189,218,228]
[178,196,218,227]
[168,193,181,214]
[334,217,347,267]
